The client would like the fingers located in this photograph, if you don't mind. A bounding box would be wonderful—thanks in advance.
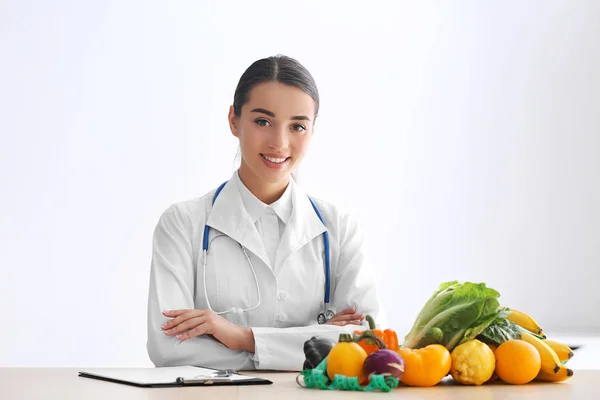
[177,323,211,341]
[163,309,188,317]
[326,319,364,327]
[162,309,207,331]
[164,315,208,337]
[328,312,365,322]
[335,307,358,316]
[324,306,365,326]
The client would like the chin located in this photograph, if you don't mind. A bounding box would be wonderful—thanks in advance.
[256,167,291,184]
[261,172,290,184]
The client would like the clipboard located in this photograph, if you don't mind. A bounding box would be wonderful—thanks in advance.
[78,366,273,388]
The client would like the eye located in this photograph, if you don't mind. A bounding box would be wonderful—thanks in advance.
[292,124,307,132]
[255,118,271,127]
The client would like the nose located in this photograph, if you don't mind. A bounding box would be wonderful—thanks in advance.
[268,125,289,150]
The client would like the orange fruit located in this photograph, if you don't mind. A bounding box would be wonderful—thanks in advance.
[485,344,499,382]
[495,340,541,384]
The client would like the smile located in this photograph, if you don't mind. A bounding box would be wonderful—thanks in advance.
[261,154,289,163]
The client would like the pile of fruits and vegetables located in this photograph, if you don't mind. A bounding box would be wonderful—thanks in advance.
[297,281,576,392]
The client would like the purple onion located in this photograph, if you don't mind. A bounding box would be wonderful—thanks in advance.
[363,349,405,381]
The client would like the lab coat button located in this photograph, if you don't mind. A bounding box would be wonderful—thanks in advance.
[277,314,287,322]
[277,291,289,300]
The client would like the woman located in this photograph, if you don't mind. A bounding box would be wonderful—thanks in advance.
[146,55,384,372]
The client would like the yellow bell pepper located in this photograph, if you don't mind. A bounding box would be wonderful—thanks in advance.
[396,344,451,387]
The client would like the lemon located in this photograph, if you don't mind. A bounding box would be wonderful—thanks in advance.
[450,339,496,385]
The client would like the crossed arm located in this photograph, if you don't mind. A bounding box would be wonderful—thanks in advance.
[146,204,382,371]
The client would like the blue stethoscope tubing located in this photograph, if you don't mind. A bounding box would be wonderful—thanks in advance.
[202,181,332,323]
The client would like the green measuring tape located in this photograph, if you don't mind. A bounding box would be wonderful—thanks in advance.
[296,357,399,393]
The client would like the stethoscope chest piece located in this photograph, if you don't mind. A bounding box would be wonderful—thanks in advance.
[317,313,327,325]
[317,308,336,324]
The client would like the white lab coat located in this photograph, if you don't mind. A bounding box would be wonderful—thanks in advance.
[146,171,384,371]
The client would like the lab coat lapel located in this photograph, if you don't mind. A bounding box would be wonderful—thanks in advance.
[275,178,327,271]
[205,175,271,268]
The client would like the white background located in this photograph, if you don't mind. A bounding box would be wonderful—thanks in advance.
[1,0,599,367]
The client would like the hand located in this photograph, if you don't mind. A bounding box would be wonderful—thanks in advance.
[161,309,228,340]
[161,309,255,352]
[325,306,365,326]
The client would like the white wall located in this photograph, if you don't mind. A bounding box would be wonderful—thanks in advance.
[1,0,599,367]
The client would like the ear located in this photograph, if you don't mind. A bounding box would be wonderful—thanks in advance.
[228,105,239,138]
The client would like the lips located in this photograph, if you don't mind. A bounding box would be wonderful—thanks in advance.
[260,153,290,170]
[260,154,290,163]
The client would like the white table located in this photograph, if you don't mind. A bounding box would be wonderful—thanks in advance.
[2,367,599,399]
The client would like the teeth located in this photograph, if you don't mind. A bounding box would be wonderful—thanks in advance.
[263,155,287,163]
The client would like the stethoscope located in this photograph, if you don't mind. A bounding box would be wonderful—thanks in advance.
[202,181,335,324]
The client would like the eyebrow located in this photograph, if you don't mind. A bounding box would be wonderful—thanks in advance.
[251,108,311,121]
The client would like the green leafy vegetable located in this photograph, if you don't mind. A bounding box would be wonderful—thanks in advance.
[414,327,444,348]
[476,317,522,346]
[402,281,505,352]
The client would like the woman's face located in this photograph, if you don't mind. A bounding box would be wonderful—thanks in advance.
[229,81,316,188]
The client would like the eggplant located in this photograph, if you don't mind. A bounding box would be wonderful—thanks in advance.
[363,349,405,381]
[302,336,335,370]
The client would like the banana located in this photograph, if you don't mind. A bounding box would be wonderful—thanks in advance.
[543,339,574,363]
[520,331,561,374]
[535,365,573,382]
[506,309,545,338]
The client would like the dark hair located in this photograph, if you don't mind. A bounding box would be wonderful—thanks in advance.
[232,55,320,120]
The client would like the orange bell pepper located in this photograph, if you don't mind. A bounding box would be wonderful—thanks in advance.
[353,315,399,354]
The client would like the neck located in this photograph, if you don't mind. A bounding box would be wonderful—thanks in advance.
[238,165,290,205]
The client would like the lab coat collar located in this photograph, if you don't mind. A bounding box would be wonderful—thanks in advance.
[235,171,293,225]
[205,171,326,271]
[270,184,293,225]
[205,172,270,268]
[275,175,327,270]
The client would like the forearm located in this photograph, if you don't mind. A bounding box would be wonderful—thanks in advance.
[251,324,356,371]
[214,327,256,353]
[147,327,255,370]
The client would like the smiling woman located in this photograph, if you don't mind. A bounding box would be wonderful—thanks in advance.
[146,54,385,372]
[229,80,315,204]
